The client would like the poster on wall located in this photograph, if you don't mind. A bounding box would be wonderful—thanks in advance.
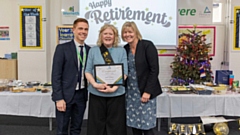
[0,26,10,40]
[233,6,240,50]
[178,0,212,25]
[56,26,73,44]
[19,6,42,49]
[178,26,216,56]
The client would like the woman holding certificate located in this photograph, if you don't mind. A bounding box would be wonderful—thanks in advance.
[121,21,162,135]
[85,24,128,135]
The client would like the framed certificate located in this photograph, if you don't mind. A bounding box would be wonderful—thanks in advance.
[94,63,124,85]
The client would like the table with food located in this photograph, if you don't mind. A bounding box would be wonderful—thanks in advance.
[0,79,52,93]
[163,82,238,95]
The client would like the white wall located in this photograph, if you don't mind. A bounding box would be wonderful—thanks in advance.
[0,0,16,55]
[0,0,229,85]
[0,0,48,83]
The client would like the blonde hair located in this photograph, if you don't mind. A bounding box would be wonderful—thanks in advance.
[121,21,142,41]
[97,24,120,47]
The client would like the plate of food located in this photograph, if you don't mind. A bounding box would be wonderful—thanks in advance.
[11,87,23,93]
[170,86,193,94]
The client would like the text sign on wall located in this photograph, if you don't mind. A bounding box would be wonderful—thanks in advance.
[20,6,42,49]
[178,0,213,25]
[61,0,79,24]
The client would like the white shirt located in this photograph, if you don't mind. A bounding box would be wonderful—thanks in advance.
[74,40,86,90]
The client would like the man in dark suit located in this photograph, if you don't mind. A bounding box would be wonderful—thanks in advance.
[51,18,91,135]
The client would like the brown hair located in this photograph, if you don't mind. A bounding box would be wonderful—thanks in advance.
[73,18,89,28]
[121,21,142,41]
[97,24,120,47]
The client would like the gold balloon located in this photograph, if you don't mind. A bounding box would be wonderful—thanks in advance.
[213,123,229,135]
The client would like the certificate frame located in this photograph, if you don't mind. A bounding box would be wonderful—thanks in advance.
[94,63,124,86]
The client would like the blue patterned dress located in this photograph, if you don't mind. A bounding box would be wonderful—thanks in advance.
[126,51,157,130]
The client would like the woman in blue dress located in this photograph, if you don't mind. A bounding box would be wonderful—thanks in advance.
[121,21,162,135]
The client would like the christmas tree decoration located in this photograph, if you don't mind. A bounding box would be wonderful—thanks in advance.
[199,64,206,78]
[170,26,213,85]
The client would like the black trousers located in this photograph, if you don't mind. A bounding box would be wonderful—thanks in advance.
[87,93,126,135]
[56,89,86,135]
[132,127,156,135]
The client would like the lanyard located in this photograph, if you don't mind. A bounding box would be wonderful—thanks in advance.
[76,46,86,67]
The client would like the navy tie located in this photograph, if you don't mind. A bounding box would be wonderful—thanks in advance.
[79,46,83,89]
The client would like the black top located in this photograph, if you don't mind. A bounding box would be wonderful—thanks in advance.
[124,39,162,99]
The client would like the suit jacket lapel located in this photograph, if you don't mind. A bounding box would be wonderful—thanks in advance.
[124,44,130,56]
[134,40,141,63]
[69,40,78,68]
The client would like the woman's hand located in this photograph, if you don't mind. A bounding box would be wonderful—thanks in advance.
[141,92,151,103]
[85,73,107,91]
[98,85,119,93]
[93,83,107,91]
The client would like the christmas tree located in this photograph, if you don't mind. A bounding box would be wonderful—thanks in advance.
[170,26,213,85]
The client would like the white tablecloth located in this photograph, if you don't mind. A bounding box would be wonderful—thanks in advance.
[2,91,240,120]
[0,91,91,130]
[0,91,91,119]
[0,91,55,118]
[157,92,240,118]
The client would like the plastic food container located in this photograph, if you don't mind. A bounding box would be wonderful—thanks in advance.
[213,85,228,95]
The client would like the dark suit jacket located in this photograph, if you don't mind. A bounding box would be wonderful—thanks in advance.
[124,39,162,99]
[51,40,91,103]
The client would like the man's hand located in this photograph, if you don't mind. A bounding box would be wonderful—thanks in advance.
[56,99,66,112]
[141,92,151,103]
